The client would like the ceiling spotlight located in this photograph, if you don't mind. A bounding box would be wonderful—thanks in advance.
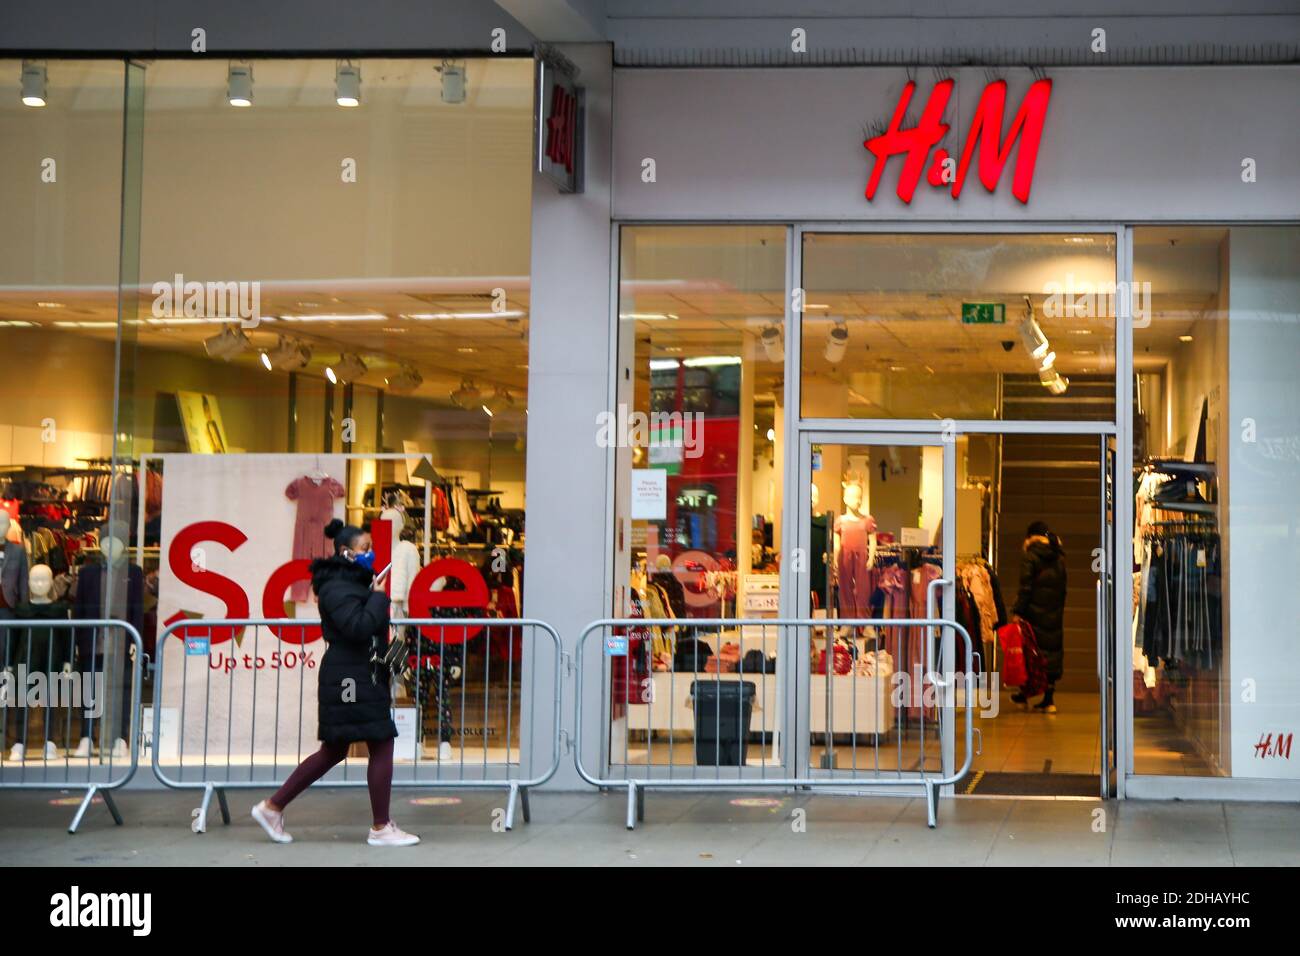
[384,365,423,393]
[760,324,784,363]
[21,61,47,108]
[824,320,849,364]
[203,325,250,361]
[484,388,516,414]
[1019,316,1051,362]
[1039,364,1070,395]
[332,352,367,383]
[440,62,466,104]
[335,62,361,107]
[227,63,253,108]
[325,366,338,385]
[267,335,311,371]
[259,350,273,371]
[450,380,481,409]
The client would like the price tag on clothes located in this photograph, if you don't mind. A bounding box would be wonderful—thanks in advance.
[605,635,629,657]
[1197,548,1207,568]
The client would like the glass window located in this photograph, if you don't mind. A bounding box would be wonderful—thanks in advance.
[611,225,785,770]
[800,232,1117,421]
[1133,225,1300,779]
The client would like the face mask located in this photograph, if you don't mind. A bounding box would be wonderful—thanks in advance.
[353,549,376,572]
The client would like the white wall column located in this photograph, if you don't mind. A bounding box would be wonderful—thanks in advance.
[523,42,613,789]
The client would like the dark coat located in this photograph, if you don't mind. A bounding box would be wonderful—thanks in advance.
[1013,537,1068,681]
[311,556,397,744]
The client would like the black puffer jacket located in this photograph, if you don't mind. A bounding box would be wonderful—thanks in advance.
[1013,536,1068,681]
[311,556,397,744]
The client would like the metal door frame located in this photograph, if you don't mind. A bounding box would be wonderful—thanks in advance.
[790,429,957,784]
[779,222,1126,796]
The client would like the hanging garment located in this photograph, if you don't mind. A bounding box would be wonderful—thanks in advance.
[284,475,346,602]
[834,511,877,618]
[958,561,1000,648]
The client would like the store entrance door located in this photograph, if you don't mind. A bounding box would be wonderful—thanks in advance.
[792,431,959,784]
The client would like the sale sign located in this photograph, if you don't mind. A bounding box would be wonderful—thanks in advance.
[156,453,347,760]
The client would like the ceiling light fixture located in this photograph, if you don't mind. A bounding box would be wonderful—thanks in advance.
[227,63,253,108]
[384,365,423,393]
[332,352,367,383]
[20,61,47,107]
[203,325,250,361]
[402,310,525,320]
[824,320,849,364]
[450,380,481,409]
[760,324,784,363]
[259,351,273,371]
[440,61,466,104]
[484,388,516,414]
[334,61,361,107]
[1179,334,1194,343]
[267,335,311,371]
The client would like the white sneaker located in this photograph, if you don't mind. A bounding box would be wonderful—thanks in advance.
[73,737,92,758]
[8,743,23,762]
[43,741,59,760]
[367,821,420,847]
[251,800,293,844]
[438,741,452,761]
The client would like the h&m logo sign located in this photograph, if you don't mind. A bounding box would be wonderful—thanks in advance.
[864,77,1052,205]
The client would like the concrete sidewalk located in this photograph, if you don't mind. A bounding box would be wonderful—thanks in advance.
[1,788,1295,866]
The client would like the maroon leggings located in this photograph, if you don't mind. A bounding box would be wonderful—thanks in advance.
[270,737,394,827]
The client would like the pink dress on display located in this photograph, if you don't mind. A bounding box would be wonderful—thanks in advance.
[834,511,877,619]
[285,475,346,602]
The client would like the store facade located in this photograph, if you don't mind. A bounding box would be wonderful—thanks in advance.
[2,26,1297,799]
[603,64,1300,801]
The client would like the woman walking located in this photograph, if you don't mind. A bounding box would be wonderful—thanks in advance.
[252,519,419,846]
[1011,520,1068,713]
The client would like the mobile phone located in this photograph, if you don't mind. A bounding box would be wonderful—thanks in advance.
[372,563,393,587]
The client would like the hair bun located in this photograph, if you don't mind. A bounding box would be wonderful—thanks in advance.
[323,518,345,540]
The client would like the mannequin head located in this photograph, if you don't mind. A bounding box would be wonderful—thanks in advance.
[380,507,405,536]
[100,535,126,564]
[29,564,53,604]
[842,481,863,514]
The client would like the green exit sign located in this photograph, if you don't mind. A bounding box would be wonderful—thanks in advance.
[962,302,1006,325]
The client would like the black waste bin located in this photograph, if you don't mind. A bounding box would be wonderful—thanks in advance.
[690,680,756,766]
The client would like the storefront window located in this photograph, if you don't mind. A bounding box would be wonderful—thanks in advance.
[1132,225,1300,779]
[0,60,131,757]
[2,56,536,767]
[611,225,785,768]
[800,232,1117,421]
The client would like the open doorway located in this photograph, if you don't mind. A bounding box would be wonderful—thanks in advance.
[953,426,1108,796]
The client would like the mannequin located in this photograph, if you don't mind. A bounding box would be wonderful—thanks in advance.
[7,564,69,760]
[833,479,878,619]
[72,535,141,759]
[0,511,30,620]
[380,507,421,615]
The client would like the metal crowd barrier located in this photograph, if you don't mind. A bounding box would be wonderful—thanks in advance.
[574,616,975,829]
[152,617,563,833]
[0,619,144,832]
